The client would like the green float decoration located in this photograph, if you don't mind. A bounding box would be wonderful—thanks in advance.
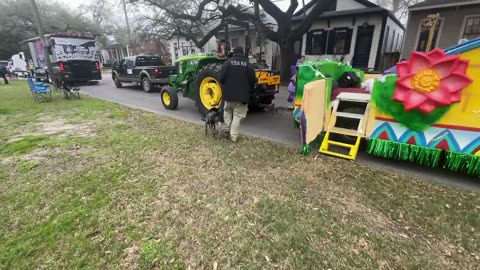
[367,139,442,168]
[444,152,480,176]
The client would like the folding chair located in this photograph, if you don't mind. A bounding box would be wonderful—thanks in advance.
[27,77,52,103]
[62,81,80,100]
[56,80,80,100]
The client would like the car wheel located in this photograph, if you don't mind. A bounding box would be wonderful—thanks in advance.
[113,75,122,88]
[160,86,179,110]
[142,77,152,92]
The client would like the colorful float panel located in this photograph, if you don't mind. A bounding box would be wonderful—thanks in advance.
[368,38,480,176]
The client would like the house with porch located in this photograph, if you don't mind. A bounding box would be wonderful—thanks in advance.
[293,0,405,71]
[401,0,480,59]
[98,36,129,67]
[167,36,218,65]
[167,5,280,69]
[216,24,280,70]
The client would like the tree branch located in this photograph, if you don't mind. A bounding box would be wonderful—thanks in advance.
[172,18,226,48]
[286,0,299,16]
[224,4,279,41]
[141,0,215,21]
[255,0,285,22]
[292,0,335,41]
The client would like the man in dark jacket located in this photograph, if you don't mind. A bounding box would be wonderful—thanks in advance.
[0,64,9,84]
[219,47,257,142]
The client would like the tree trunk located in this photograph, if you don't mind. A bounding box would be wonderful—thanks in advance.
[279,42,296,83]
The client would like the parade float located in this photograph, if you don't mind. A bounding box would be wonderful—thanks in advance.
[292,37,480,177]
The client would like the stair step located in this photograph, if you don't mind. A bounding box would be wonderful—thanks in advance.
[336,93,371,102]
[325,140,356,148]
[319,150,357,160]
[335,112,365,119]
[329,127,360,136]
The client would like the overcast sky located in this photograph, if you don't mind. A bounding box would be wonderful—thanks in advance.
[62,0,309,11]
[58,0,311,29]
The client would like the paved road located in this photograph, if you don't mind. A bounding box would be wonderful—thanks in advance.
[81,76,480,191]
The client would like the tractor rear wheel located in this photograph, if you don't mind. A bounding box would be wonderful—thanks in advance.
[195,63,224,116]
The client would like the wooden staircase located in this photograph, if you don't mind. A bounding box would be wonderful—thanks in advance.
[319,93,371,160]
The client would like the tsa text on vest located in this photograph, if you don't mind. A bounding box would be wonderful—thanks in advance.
[231,60,247,67]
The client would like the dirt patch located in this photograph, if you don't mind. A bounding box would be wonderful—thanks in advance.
[21,149,51,162]
[9,119,96,142]
[1,148,50,166]
[121,245,140,269]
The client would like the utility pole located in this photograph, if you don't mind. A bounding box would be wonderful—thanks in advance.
[254,1,262,61]
[29,0,53,78]
[122,0,132,56]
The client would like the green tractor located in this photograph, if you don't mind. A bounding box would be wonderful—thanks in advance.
[159,52,280,117]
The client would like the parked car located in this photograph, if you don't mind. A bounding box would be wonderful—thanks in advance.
[111,55,176,92]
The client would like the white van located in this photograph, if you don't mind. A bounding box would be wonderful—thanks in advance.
[9,52,28,77]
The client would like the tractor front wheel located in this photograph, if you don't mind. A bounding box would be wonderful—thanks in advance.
[195,63,224,116]
[160,86,179,110]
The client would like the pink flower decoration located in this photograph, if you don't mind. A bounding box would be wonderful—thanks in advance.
[393,48,473,114]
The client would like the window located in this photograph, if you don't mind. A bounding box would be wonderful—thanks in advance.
[231,38,239,48]
[462,16,480,39]
[126,58,134,68]
[178,62,183,74]
[335,30,347,53]
[383,26,390,52]
[306,28,352,55]
[136,56,163,66]
[394,33,400,52]
[327,28,353,55]
[389,30,396,52]
[306,30,326,55]
[416,18,442,52]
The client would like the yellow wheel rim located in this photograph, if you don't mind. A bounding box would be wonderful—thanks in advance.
[199,77,222,109]
[162,92,171,106]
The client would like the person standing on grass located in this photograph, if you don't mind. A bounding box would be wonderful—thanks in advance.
[219,46,257,142]
[0,64,9,84]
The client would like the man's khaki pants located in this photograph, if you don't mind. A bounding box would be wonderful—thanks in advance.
[223,101,248,142]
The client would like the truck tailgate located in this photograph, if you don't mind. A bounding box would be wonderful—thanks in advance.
[154,66,176,78]
[66,60,97,78]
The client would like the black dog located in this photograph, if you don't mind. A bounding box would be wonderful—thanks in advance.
[205,108,223,137]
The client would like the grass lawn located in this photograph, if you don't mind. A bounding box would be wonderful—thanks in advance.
[1,81,479,270]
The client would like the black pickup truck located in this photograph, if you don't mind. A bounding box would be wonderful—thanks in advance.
[112,56,176,92]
